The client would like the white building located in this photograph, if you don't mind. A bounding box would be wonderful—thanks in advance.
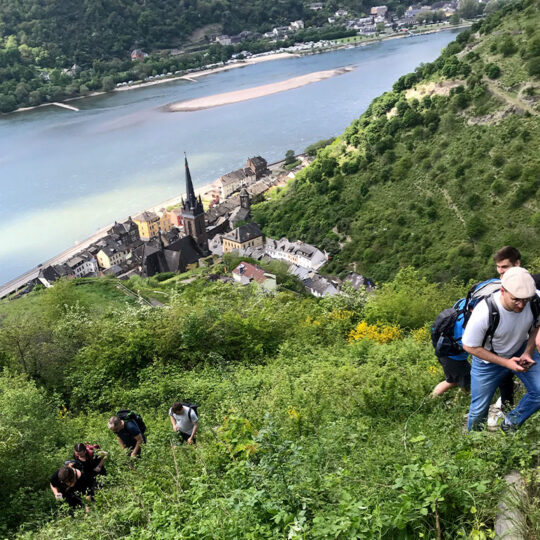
[65,252,98,277]
[265,238,327,270]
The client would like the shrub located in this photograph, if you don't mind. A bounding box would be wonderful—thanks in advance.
[485,63,501,79]
[503,162,522,181]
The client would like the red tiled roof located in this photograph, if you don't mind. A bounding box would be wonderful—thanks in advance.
[232,261,269,284]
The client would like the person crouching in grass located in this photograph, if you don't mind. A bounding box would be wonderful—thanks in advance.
[169,402,198,446]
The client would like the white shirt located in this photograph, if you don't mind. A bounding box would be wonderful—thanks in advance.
[169,406,198,435]
[462,291,534,358]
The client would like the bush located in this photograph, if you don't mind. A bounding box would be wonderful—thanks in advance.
[503,162,522,181]
[485,63,501,79]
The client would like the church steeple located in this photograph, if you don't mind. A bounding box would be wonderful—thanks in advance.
[180,154,209,254]
[182,155,204,215]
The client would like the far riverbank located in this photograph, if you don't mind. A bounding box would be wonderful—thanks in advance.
[9,24,470,116]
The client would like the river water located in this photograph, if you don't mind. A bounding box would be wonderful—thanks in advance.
[0,30,459,284]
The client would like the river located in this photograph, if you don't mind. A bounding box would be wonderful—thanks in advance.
[0,30,459,285]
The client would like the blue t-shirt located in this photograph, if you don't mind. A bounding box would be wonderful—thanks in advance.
[117,420,145,448]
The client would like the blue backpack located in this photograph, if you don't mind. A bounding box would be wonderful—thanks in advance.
[431,279,502,357]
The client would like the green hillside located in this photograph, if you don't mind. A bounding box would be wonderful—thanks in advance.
[253,0,540,283]
[1,270,539,539]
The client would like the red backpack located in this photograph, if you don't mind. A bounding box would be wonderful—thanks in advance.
[74,443,100,460]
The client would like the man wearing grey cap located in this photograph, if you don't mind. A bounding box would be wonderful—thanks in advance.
[463,266,540,431]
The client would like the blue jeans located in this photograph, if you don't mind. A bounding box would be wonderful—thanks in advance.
[468,349,540,430]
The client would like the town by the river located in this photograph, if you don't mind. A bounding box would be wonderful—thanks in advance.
[0,30,459,285]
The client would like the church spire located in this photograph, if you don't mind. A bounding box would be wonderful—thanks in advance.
[184,154,199,211]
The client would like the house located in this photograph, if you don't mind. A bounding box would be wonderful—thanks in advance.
[215,168,255,199]
[343,272,376,291]
[131,49,148,61]
[216,35,232,45]
[370,5,388,16]
[335,9,348,17]
[222,223,264,254]
[156,208,175,235]
[303,274,339,297]
[169,207,184,228]
[272,26,290,38]
[289,20,305,31]
[65,252,98,278]
[246,156,269,178]
[133,211,160,241]
[107,217,140,246]
[37,264,74,287]
[265,238,327,270]
[96,244,129,269]
[232,262,277,292]
[310,2,324,10]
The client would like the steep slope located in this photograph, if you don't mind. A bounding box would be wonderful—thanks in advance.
[253,0,540,283]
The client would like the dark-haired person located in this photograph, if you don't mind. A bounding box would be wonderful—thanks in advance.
[463,267,540,431]
[490,246,522,419]
[73,443,107,480]
[49,463,91,512]
[169,402,198,445]
[108,416,145,458]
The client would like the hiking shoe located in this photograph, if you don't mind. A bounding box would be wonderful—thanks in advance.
[487,410,505,431]
[500,421,518,435]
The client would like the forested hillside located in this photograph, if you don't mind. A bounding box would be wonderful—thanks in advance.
[1,267,539,538]
[253,0,540,283]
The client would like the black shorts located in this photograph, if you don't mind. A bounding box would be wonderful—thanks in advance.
[438,356,471,390]
[174,431,195,444]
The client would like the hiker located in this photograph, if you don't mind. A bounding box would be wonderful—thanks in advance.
[50,462,92,512]
[431,246,523,399]
[431,308,470,397]
[169,402,198,445]
[492,246,522,411]
[463,267,540,431]
[73,443,108,480]
[108,415,146,458]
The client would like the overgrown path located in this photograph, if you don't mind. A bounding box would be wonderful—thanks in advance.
[484,78,538,116]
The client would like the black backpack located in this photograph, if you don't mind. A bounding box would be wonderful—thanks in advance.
[117,410,147,434]
[181,402,199,421]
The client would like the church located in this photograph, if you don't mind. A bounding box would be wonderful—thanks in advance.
[135,157,209,277]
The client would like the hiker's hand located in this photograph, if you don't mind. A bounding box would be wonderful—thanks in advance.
[84,505,90,514]
[93,466,101,473]
[187,437,194,445]
[508,357,527,372]
[518,354,535,371]
[55,493,63,500]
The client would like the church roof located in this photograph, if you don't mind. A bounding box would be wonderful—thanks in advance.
[222,223,263,244]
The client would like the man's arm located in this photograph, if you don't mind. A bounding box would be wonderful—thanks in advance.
[170,416,178,432]
[463,344,528,372]
[50,483,63,500]
[188,422,198,444]
[130,433,144,458]
[520,326,539,366]
[94,451,108,472]
[117,435,126,450]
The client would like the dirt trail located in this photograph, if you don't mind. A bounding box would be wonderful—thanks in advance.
[484,79,538,116]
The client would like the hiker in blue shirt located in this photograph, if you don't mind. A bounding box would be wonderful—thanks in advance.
[108,416,145,458]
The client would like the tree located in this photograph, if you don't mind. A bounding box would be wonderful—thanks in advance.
[102,75,115,92]
[449,13,460,25]
[284,149,296,165]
